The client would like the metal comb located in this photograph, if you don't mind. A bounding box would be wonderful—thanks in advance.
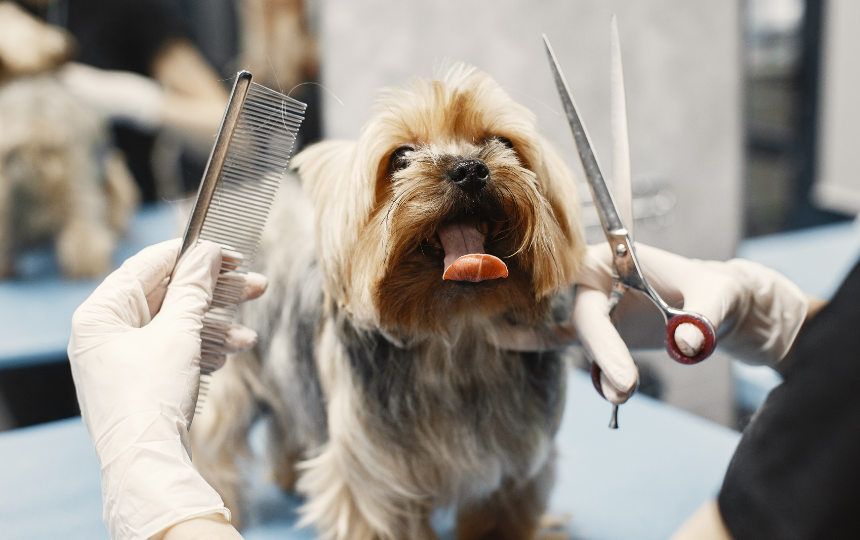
[170,71,305,416]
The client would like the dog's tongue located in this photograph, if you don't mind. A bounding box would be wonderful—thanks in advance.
[438,220,508,282]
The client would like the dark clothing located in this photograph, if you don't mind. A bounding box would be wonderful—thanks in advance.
[65,0,183,203]
[719,259,860,539]
[65,0,183,76]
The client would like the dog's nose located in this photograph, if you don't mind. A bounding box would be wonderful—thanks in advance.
[448,159,489,194]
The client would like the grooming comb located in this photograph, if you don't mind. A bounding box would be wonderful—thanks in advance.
[170,71,305,416]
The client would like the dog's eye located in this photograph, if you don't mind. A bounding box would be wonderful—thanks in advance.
[495,137,514,149]
[390,146,414,172]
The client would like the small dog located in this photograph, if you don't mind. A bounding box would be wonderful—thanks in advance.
[193,64,586,540]
[0,74,139,279]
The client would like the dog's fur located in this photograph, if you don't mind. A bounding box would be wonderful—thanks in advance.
[192,64,585,540]
[0,74,139,278]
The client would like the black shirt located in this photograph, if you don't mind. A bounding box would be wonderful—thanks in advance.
[719,259,860,539]
[65,0,182,76]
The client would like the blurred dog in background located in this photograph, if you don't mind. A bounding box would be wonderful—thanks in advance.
[0,3,139,279]
[0,74,139,279]
[193,64,585,540]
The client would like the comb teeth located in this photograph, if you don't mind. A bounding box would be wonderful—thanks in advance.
[182,74,305,416]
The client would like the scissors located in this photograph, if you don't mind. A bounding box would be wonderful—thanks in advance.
[543,20,717,428]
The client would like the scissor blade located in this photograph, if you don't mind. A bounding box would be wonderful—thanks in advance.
[610,15,634,239]
[542,34,626,235]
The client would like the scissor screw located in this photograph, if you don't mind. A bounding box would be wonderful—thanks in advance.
[615,244,628,257]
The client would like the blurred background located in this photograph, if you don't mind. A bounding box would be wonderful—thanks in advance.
[0,0,857,435]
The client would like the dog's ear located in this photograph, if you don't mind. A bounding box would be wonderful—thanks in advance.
[532,134,585,250]
[526,134,587,295]
[292,140,357,203]
[291,139,372,279]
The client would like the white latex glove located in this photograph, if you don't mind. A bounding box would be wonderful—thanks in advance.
[579,244,809,400]
[492,243,808,404]
[59,62,164,131]
[68,239,266,540]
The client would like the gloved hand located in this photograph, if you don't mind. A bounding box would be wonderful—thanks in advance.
[68,239,266,540]
[491,243,809,404]
[59,62,164,131]
[578,243,810,402]
[0,2,73,77]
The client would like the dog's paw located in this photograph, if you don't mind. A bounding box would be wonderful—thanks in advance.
[57,223,115,279]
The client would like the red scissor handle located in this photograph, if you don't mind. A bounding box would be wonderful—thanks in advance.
[665,312,717,364]
[590,362,607,398]
[589,312,716,400]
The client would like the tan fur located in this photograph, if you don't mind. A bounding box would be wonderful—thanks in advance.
[0,74,139,278]
[192,64,584,539]
[236,0,317,91]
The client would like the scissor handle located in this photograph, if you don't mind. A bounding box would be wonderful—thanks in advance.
[665,312,717,364]
[590,362,606,399]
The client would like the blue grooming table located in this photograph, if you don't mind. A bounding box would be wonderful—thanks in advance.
[731,219,860,411]
[0,369,740,540]
[0,204,180,370]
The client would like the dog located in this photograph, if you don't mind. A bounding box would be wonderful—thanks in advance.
[0,74,139,279]
[192,63,586,540]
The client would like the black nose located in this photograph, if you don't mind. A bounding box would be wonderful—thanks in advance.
[447,159,489,194]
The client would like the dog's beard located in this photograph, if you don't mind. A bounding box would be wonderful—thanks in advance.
[368,140,556,335]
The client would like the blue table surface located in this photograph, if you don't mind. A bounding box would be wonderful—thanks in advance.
[0,369,740,540]
[735,219,860,300]
[0,204,181,369]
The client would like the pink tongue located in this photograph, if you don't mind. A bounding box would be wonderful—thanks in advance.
[437,220,508,282]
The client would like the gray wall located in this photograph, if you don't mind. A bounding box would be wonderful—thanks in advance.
[815,0,860,215]
[317,0,744,260]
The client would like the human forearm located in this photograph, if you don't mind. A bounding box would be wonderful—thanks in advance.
[155,513,245,540]
[669,501,734,540]
[153,40,228,143]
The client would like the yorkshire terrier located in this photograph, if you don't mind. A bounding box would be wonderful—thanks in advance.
[193,63,585,540]
[0,74,139,279]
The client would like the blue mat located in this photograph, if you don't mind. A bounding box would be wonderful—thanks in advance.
[0,204,181,369]
[0,370,739,540]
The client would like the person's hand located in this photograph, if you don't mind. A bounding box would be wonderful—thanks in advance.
[490,243,809,404]
[58,62,165,131]
[0,2,73,78]
[575,243,810,401]
[68,239,266,540]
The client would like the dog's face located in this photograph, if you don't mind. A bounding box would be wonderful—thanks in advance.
[294,64,585,337]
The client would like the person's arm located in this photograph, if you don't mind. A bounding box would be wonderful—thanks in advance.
[151,39,230,144]
[69,240,265,540]
[492,243,812,402]
[58,37,228,149]
[669,501,733,540]
[155,513,244,540]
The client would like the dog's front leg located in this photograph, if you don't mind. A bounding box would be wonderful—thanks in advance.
[297,438,439,540]
[56,219,115,278]
[455,451,557,540]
